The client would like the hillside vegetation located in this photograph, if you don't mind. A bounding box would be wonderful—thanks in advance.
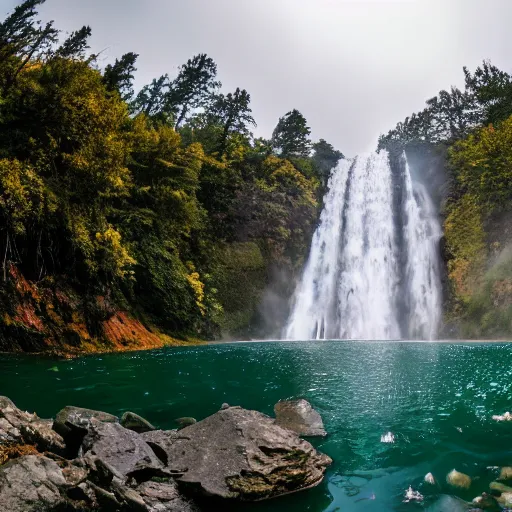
[379,61,512,338]
[0,1,343,352]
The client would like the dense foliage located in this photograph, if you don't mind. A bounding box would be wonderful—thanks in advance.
[379,61,512,338]
[0,1,344,346]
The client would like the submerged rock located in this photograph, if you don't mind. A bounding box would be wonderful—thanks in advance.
[121,411,156,434]
[489,480,512,494]
[82,418,164,478]
[498,466,512,481]
[472,493,501,511]
[274,399,326,437]
[165,406,332,500]
[497,491,512,507]
[0,396,65,455]
[424,472,436,485]
[446,469,472,489]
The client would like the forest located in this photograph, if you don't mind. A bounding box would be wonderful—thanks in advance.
[0,0,344,351]
[1,0,511,353]
[379,60,512,338]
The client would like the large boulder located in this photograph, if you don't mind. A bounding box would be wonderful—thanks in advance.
[0,396,65,455]
[0,454,86,511]
[274,399,326,437]
[53,405,118,456]
[140,430,180,467]
[165,406,332,500]
[82,418,164,479]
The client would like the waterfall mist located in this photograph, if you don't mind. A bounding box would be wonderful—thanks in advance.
[285,151,442,340]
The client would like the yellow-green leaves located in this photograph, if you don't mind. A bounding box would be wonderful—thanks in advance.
[449,117,512,208]
[0,159,54,235]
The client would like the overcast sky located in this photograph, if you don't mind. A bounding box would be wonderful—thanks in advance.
[3,0,512,156]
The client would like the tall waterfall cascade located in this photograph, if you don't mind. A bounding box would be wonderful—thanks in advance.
[285,151,442,340]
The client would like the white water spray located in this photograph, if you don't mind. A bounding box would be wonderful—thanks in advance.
[285,151,442,340]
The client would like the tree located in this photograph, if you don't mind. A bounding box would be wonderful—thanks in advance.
[131,74,170,119]
[464,60,512,125]
[271,109,311,158]
[103,52,139,101]
[0,0,58,89]
[426,86,479,141]
[166,53,220,129]
[55,25,91,59]
[207,88,256,155]
[312,139,344,179]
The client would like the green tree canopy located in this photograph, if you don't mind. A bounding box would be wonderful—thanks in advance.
[103,52,138,101]
[271,109,311,158]
[166,53,220,129]
[312,139,344,179]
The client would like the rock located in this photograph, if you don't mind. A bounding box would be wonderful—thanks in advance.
[82,418,164,479]
[446,469,472,489]
[53,405,119,456]
[498,466,512,481]
[490,480,512,494]
[83,452,125,486]
[497,491,512,507]
[165,406,332,501]
[137,480,200,511]
[175,417,197,430]
[472,493,501,511]
[88,480,121,509]
[140,429,180,466]
[274,399,326,437]
[424,472,436,485]
[0,396,66,455]
[0,455,71,511]
[403,486,423,502]
[121,411,156,434]
[111,479,148,511]
[492,411,512,421]
[221,403,230,410]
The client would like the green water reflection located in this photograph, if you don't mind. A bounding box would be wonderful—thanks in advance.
[1,341,512,511]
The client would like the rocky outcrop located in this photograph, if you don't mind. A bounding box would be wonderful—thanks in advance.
[0,396,66,455]
[140,430,180,466]
[53,405,119,457]
[0,397,332,510]
[165,406,332,500]
[0,455,80,512]
[82,419,165,479]
[274,399,327,437]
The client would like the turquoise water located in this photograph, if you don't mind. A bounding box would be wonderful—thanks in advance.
[1,341,512,510]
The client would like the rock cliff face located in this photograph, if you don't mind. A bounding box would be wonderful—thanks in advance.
[0,397,331,510]
[0,264,190,355]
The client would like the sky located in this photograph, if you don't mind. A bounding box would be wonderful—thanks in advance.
[3,0,512,156]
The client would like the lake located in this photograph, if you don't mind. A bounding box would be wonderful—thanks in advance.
[1,340,512,511]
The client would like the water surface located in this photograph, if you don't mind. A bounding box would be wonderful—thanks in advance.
[1,340,512,511]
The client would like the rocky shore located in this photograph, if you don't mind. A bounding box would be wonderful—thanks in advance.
[0,397,331,511]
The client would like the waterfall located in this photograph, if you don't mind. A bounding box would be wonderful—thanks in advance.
[285,151,442,340]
